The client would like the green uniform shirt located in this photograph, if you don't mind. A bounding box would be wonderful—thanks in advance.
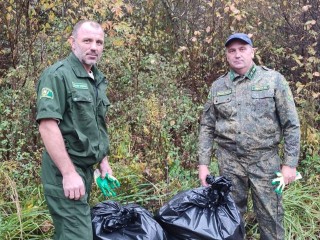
[36,52,110,168]
[198,64,300,167]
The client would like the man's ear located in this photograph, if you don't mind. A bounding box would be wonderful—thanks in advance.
[68,36,74,46]
[252,47,256,59]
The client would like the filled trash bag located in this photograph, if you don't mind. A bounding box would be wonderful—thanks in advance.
[155,175,245,240]
[91,200,167,240]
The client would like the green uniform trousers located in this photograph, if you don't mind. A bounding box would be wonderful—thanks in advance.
[217,147,284,240]
[41,152,94,240]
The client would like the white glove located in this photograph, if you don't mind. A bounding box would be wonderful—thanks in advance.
[272,171,302,194]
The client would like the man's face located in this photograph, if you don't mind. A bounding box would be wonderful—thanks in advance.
[70,22,104,71]
[226,40,254,75]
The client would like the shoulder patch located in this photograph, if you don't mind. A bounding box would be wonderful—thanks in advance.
[40,87,54,99]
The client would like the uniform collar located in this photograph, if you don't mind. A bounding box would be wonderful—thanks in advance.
[229,64,257,81]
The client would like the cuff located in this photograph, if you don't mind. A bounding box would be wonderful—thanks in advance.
[283,155,299,168]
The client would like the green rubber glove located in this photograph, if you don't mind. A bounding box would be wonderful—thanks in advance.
[94,169,120,197]
[272,171,302,195]
[272,172,285,194]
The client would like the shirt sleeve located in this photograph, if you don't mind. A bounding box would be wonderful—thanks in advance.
[198,97,216,165]
[275,74,300,167]
[36,69,67,122]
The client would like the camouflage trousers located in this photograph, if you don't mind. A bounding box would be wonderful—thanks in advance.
[217,147,284,240]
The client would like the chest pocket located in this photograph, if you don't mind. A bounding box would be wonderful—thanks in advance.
[71,91,94,122]
[251,88,275,115]
[98,97,110,119]
[213,93,234,119]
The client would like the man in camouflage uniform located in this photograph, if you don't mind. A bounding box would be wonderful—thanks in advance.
[198,33,300,240]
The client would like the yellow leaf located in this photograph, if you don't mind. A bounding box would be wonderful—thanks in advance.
[313,72,320,77]
[125,4,133,14]
[207,1,213,7]
[302,5,309,11]
[312,92,320,99]
[112,6,123,18]
[235,15,242,21]
[112,38,124,47]
[296,82,305,94]
[305,20,316,25]
[143,125,150,135]
[205,37,212,43]
[177,46,187,52]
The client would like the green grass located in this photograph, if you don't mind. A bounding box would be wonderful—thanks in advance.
[1,156,319,240]
[245,174,320,240]
[284,179,320,240]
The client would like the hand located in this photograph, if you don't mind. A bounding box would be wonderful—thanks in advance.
[198,165,210,187]
[272,171,302,195]
[281,165,297,184]
[94,169,120,197]
[62,171,85,200]
[99,156,113,179]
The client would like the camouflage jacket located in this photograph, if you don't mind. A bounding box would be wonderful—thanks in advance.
[198,65,300,167]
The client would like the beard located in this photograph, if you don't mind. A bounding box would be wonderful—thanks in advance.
[73,45,102,68]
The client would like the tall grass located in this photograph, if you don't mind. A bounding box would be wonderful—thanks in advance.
[2,156,319,239]
[284,178,320,240]
[245,173,320,240]
[0,163,53,240]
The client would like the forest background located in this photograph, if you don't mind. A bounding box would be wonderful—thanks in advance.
[0,0,319,239]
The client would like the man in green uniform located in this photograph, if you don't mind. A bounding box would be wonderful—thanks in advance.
[198,33,300,240]
[36,20,113,240]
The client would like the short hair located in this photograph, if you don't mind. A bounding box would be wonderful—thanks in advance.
[71,20,103,38]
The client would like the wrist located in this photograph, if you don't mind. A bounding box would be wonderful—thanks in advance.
[60,164,77,177]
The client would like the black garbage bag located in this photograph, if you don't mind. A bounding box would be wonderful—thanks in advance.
[155,175,245,240]
[91,200,167,240]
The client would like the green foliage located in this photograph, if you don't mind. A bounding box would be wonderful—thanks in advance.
[284,176,320,240]
[0,0,319,239]
[0,73,40,162]
[244,169,320,240]
[0,161,53,239]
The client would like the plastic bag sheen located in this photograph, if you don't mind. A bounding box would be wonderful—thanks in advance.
[155,176,245,240]
[91,201,167,240]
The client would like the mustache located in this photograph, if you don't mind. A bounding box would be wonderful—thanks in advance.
[87,52,98,57]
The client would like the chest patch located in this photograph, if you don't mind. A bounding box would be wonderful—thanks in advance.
[72,82,89,90]
[252,85,269,91]
[217,89,232,96]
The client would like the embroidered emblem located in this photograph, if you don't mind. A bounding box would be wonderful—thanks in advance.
[40,87,54,99]
[217,89,232,96]
[252,85,269,91]
[72,82,88,89]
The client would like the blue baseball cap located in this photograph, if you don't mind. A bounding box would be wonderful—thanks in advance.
[225,33,253,47]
